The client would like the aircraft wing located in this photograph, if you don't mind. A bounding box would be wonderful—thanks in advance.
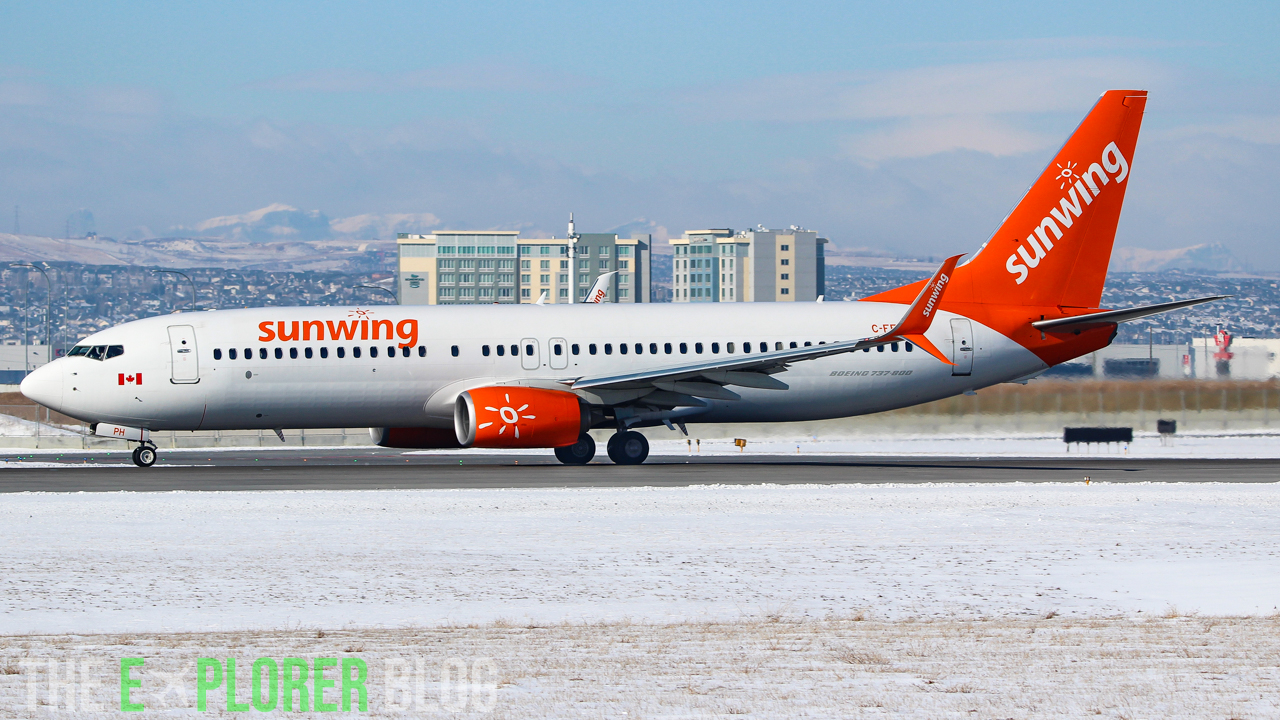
[569,255,963,404]
[1031,295,1226,333]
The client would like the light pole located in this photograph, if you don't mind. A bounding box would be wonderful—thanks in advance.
[357,284,398,303]
[10,263,52,369]
[152,269,198,311]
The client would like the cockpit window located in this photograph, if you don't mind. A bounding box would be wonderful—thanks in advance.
[71,345,124,361]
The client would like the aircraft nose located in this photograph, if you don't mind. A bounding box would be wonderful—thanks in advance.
[20,362,64,412]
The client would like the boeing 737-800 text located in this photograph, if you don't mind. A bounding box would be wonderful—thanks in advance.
[20,90,1222,466]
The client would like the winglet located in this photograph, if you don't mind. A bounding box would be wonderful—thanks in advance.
[883,254,963,365]
[583,271,617,304]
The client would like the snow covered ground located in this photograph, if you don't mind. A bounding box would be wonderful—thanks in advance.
[1,483,1278,636]
[645,428,1280,458]
[3,482,1279,716]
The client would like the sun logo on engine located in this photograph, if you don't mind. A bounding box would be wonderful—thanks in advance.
[478,393,537,439]
[1055,161,1078,189]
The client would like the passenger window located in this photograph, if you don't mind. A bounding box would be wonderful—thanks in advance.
[789,342,797,349]
[804,342,812,347]
[554,344,563,356]
[635,343,643,355]
[290,348,298,359]
[496,345,504,356]
[619,343,627,355]
[863,347,870,353]
[418,346,426,357]
[649,343,657,354]
[387,346,395,357]
[354,346,362,358]
[877,345,885,352]
[525,344,534,356]
[727,342,735,353]
[604,343,613,355]
[891,343,898,352]
[571,344,580,355]
[244,348,251,359]
[510,345,518,356]
[775,342,783,351]
[451,345,458,357]
[214,348,222,360]
[482,345,491,356]
[320,347,329,358]
[371,346,379,358]
[338,347,346,358]
[260,348,268,360]
[711,342,719,354]
[275,348,283,359]
[819,341,826,345]
[401,346,410,357]
[664,343,672,354]
[589,344,597,355]
[229,348,237,360]
[695,343,703,353]
[905,342,914,352]
[680,342,688,354]
[305,347,313,359]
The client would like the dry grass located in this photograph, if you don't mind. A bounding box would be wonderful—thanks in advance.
[1,615,1278,717]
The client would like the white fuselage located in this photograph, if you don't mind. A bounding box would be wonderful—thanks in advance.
[21,302,1048,431]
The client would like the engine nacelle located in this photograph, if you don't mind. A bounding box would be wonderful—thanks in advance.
[454,386,585,448]
[370,427,462,449]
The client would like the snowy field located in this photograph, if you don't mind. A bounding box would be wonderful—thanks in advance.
[3,617,1278,718]
[2,483,1278,634]
[2,482,1279,716]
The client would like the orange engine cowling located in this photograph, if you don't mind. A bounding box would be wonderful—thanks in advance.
[455,386,585,448]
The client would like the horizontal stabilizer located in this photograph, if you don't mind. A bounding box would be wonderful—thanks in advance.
[1031,295,1227,333]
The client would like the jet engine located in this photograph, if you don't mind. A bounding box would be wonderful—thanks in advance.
[454,386,586,448]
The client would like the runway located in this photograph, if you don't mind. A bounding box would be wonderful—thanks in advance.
[0,447,1275,491]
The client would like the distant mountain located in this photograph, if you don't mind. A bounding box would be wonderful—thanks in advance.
[171,204,440,243]
[1110,243,1244,273]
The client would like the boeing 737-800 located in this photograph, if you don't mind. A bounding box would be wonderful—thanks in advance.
[20,90,1222,467]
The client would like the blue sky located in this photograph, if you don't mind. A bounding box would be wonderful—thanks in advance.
[2,1,1278,263]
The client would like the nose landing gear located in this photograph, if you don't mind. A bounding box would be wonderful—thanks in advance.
[606,430,649,465]
[131,444,157,468]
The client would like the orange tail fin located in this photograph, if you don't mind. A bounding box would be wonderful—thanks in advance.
[867,90,1147,309]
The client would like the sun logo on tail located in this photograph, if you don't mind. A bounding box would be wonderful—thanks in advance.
[1055,161,1078,189]
[477,393,537,439]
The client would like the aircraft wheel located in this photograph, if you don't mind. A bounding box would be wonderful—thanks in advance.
[554,433,596,465]
[606,431,649,465]
[132,445,157,468]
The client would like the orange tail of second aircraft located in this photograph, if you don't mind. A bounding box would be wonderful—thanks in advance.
[868,89,1147,311]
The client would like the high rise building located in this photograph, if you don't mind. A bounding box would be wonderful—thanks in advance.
[397,231,650,305]
[670,227,826,303]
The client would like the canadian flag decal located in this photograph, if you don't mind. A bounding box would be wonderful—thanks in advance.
[118,373,142,386]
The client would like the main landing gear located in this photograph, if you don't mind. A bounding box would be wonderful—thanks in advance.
[552,431,650,465]
[131,444,157,468]
[606,431,649,465]
[554,433,596,465]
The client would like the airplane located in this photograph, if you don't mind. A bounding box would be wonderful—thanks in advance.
[21,89,1224,468]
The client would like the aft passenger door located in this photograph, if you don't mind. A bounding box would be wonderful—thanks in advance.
[167,325,200,383]
[520,337,541,370]
[950,318,973,376]
[548,337,568,370]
